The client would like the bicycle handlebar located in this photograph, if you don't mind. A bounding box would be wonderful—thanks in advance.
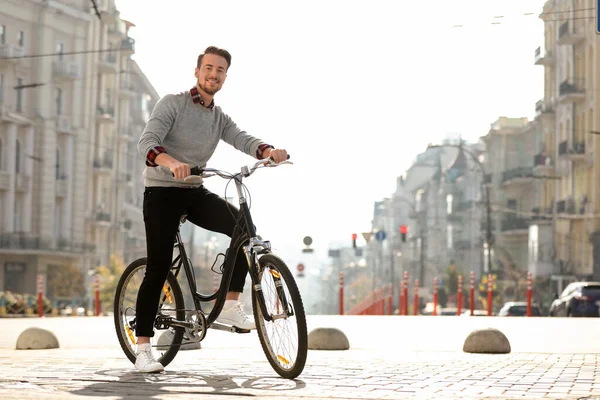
[177,154,292,182]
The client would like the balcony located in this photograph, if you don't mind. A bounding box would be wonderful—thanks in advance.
[534,46,554,66]
[557,21,585,45]
[558,140,585,161]
[55,115,73,134]
[97,53,118,74]
[531,207,552,223]
[533,153,553,172]
[560,197,586,218]
[0,233,95,254]
[0,234,51,251]
[120,37,135,56]
[500,217,529,234]
[56,176,68,198]
[558,79,585,103]
[94,212,112,228]
[119,81,136,99]
[93,153,113,175]
[501,167,534,186]
[535,99,554,117]
[52,60,81,80]
[0,44,25,64]
[15,174,31,192]
[96,106,115,123]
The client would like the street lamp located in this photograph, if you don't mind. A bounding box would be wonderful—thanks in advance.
[427,143,493,277]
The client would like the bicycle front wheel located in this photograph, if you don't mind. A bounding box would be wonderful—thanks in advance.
[113,257,185,367]
[252,254,308,379]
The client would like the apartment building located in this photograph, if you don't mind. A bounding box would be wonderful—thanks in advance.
[0,0,158,306]
[367,139,484,304]
[534,0,599,279]
[481,117,538,281]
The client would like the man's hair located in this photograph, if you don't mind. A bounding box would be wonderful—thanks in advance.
[197,46,232,70]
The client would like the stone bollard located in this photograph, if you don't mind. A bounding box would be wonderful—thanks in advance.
[463,327,511,354]
[16,327,60,350]
[307,327,350,350]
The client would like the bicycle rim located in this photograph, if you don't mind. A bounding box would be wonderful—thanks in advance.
[253,254,308,379]
[114,258,185,367]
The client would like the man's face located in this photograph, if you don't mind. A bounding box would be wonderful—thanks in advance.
[195,53,228,96]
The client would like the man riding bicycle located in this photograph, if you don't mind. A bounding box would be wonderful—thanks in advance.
[134,46,288,373]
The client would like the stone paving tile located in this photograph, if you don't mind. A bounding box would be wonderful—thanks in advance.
[2,348,600,399]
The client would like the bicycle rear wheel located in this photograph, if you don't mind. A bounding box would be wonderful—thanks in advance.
[113,257,185,367]
[252,254,308,379]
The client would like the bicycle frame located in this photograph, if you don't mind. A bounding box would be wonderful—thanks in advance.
[168,172,277,329]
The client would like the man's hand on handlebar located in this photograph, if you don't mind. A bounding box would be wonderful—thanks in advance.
[263,148,288,163]
[168,160,191,180]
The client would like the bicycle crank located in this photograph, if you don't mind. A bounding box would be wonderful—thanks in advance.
[184,310,207,343]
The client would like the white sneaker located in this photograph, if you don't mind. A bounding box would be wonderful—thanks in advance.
[134,343,164,373]
[216,302,256,330]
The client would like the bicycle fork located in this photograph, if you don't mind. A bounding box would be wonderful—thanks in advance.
[244,239,294,322]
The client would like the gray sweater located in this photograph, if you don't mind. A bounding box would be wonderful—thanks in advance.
[137,90,265,187]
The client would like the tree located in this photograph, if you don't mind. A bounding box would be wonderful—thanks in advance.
[96,254,127,309]
[47,264,86,298]
[446,263,458,296]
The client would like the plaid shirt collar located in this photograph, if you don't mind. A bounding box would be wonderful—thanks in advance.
[190,86,215,109]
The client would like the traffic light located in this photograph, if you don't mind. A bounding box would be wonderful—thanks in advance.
[352,233,357,249]
[400,225,407,243]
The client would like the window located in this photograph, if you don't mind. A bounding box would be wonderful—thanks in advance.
[507,199,517,210]
[17,30,24,47]
[15,140,21,174]
[56,148,60,179]
[15,78,23,112]
[104,88,111,107]
[0,26,5,45]
[55,88,62,115]
[56,42,64,60]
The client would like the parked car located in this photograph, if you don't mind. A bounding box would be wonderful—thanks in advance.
[549,282,600,317]
[498,301,541,316]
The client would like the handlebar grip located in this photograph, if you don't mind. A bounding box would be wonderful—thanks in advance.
[270,154,291,161]
[190,166,202,175]
[170,166,203,177]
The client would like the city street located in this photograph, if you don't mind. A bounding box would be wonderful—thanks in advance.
[1,315,600,399]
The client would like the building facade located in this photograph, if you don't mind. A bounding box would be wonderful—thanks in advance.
[0,0,158,308]
[534,0,599,282]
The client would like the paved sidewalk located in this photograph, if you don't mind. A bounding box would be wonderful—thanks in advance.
[1,347,600,399]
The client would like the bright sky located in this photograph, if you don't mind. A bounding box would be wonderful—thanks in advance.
[116,0,546,269]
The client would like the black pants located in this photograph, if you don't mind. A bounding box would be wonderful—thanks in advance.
[135,186,249,337]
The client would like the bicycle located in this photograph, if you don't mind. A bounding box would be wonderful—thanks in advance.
[113,158,308,379]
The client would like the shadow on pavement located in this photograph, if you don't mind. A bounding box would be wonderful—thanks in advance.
[69,369,306,398]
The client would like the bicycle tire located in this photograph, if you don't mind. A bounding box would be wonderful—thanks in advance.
[113,257,185,367]
[252,253,308,379]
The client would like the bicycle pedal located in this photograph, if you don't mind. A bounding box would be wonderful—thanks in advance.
[234,327,251,334]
